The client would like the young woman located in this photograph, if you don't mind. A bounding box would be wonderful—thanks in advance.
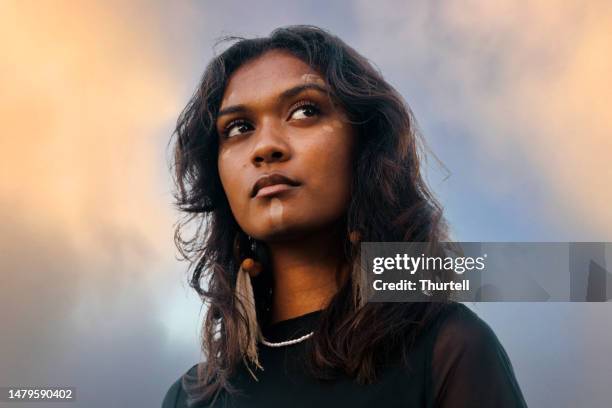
[163,25,527,408]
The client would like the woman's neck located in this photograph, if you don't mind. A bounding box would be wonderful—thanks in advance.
[266,226,348,324]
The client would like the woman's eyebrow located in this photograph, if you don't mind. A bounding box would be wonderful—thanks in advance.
[217,83,329,119]
[280,82,329,101]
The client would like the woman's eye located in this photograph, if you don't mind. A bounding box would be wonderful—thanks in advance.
[289,103,320,121]
[224,120,252,138]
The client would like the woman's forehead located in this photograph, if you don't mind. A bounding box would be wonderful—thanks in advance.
[220,50,326,109]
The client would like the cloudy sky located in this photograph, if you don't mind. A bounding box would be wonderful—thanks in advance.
[1,1,611,406]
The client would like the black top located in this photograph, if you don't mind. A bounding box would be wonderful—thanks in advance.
[162,303,527,407]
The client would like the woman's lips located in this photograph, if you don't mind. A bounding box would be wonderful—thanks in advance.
[251,172,301,197]
[254,183,299,198]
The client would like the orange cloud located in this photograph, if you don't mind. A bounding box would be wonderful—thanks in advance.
[0,1,181,256]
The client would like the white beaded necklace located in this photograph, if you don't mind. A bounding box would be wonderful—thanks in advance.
[260,331,314,347]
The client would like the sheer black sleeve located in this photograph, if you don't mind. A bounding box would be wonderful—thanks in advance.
[162,364,198,408]
[162,377,182,408]
[431,304,528,407]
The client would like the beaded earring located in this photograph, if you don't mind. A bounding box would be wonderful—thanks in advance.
[233,232,265,379]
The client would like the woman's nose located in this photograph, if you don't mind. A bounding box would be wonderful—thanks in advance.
[250,119,291,165]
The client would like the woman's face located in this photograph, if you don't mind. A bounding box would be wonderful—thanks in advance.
[216,50,355,242]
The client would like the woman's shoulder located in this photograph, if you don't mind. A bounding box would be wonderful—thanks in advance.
[162,363,200,408]
[428,302,528,407]
[432,302,500,348]
[430,302,513,371]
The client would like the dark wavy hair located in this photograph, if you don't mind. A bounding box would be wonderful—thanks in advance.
[169,25,452,406]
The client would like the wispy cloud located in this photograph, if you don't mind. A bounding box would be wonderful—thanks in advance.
[354,0,612,238]
[0,2,198,406]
